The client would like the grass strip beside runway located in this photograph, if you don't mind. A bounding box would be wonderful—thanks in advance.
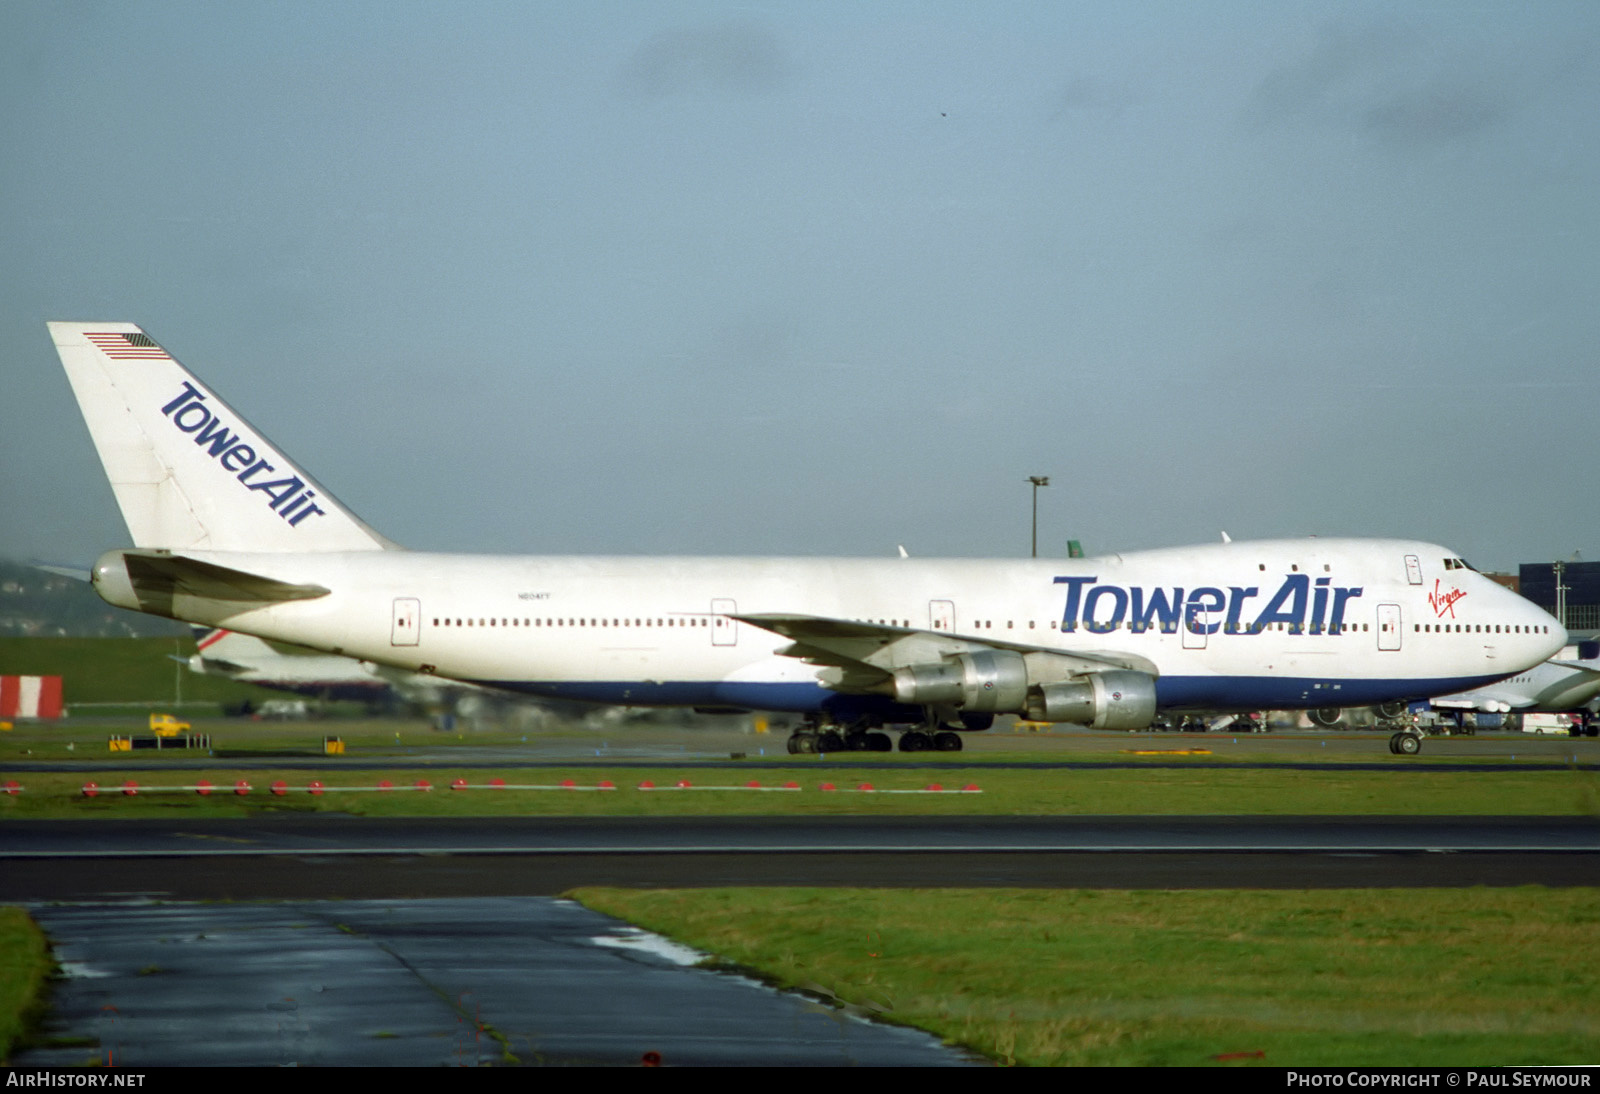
[1,764,1597,817]
[0,908,51,1063]
[572,886,1600,1067]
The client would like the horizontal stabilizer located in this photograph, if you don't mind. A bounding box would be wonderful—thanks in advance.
[94,550,329,620]
[30,562,92,583]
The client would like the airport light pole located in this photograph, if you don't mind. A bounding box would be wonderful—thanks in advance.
[1027,476,1049,558]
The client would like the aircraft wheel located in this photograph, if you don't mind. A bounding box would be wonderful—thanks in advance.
[786,734,800,755]
[1387,733,1402,754]
[817,729,845,753]
[899,731,931,752]
[1395,732,1422,756]
[934,731,963,751]
[869,732,894,752]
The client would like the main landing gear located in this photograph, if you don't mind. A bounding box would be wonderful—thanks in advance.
[785,718,965,753]
[896,729,964,752]
[785,722,893,753]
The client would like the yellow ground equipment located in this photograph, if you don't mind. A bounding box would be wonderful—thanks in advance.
[149,713,191,737]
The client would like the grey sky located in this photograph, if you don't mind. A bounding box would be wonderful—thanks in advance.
[3,1,1597,572]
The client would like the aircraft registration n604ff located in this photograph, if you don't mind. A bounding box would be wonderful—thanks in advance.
[49,321,1567,753]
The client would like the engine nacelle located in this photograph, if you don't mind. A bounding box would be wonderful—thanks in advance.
[892,649,1029,712]
[892,651,1158,728]
[1023,670,1158,730]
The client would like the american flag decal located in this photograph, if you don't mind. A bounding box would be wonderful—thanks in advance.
[84,331,172,360]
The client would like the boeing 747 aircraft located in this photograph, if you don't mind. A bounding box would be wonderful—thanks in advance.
[48,322,1566,752]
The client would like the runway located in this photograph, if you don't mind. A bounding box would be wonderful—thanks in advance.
[3,815,1595,900]
[7,736,1595,1065]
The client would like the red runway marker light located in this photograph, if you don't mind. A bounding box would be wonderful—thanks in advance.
[783,781,800,789]
[963,783,980,792]
[121,780,138,796]
[820,782,836,792]
[560,779,576,789]
[926,783,944,792]
[676,779,692,789]
[414,780,432,792]
[857,783,874,792]
[3,781,20,795]
[746,780,762,789]
[233,780,251,796]
[308,780,325,796]
[195,780,212,797]
[597,780,615,790]
[82,782,98,798]
[377,779,393,791]
[490,777,506,789]
[271,781,288,797]
[450,778,468,791]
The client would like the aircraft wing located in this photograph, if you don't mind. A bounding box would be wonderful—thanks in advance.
[1431,692,1531,712]
[1547,659,1600,676]
[734,612,1158,693]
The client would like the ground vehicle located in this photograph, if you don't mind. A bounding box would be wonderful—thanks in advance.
[148,712,190,737]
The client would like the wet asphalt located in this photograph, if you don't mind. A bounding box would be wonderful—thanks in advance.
[16,896,976,1067]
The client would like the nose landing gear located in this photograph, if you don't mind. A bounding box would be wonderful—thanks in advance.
[1388,731,1422,755]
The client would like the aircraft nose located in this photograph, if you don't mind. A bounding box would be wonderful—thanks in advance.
[1550,617,1570,652]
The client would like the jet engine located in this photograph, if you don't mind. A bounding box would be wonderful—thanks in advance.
[890,650,1158,729]
[891,649,1028,712]
[1023,670,1158,730]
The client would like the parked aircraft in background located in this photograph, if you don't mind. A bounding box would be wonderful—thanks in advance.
[183,626,395,704]
[1427,641,1600,715]
[50,322,1567,754]
[182,625,622,730]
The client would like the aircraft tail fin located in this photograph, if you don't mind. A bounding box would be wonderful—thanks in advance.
[49,322,396,553]
[193,625,279,662]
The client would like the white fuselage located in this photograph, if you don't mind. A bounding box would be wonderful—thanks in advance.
[117,537,1565,719]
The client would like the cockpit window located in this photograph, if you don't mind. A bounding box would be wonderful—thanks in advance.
[1442,558,1477,572]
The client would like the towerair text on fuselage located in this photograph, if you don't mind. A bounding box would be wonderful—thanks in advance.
[1056,572,1362,634]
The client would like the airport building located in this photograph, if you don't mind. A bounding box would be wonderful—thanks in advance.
[1519,560,1600,636]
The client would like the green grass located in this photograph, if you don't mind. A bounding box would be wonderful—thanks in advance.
[2,764,1597,819]
[0,908,52,1064]
[0,637,285,707]
[571,886,1600,1066]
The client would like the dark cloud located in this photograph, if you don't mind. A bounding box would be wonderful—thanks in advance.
[1360,75,1502,144]
[1050,75,1138,122]
[619,21,791,99]
[1247,20,1507,145]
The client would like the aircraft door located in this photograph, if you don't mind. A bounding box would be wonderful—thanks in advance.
[929,600,955,632]
[1377,604,1401,651]
[391,598,420,647]
[1404,555,1423,585]
[711,598,737,646]
[1183,603,1208,649]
